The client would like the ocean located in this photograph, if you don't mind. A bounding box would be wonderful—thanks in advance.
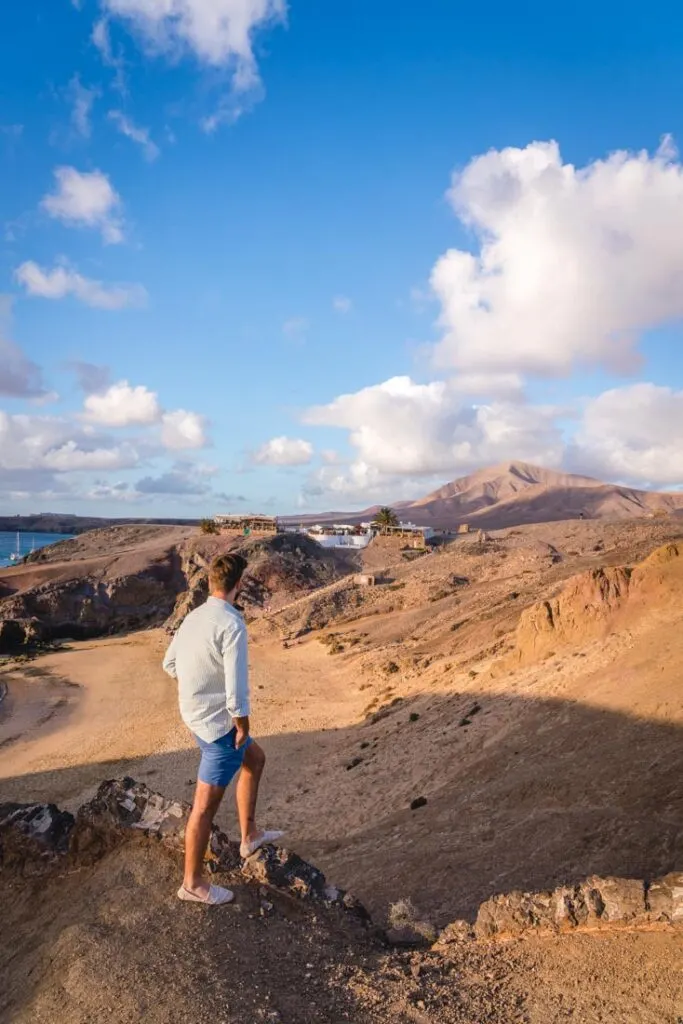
[0,531,74,568]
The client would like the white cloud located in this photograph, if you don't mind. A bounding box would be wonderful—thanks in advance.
[572,383,683,487]
[333,295,352,314]
[16,261,147,310]
[92,18,127,92]
[83,381,161,426]
[303,375,562,500]
[108,110,160,161]
[68,75,99,138]
[0,411,139,475]
[42,166,125,244]
[431,136,683,378]
[102,0,285,79]
[102,0,285,129]
[80,381,208,448]
[160,409,208,449]
[253,436,314,466]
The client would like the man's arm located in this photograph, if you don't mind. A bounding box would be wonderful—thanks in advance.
[222,623,251,747]
[162,633,178,679]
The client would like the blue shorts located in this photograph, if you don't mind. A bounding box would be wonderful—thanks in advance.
[194,727,254,787]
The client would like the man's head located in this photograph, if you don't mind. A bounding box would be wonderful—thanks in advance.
[208,553,248,604]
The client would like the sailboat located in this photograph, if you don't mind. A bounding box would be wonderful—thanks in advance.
[9,532,21,563]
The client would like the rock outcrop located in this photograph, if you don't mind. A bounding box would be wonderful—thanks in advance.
[0,525,354,651]
[512,543,681,665]
[0,802,75,875]
[0,778,368,920]
[438,873,683,943]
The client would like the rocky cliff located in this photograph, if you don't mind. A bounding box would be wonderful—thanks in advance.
[0,525,355,651]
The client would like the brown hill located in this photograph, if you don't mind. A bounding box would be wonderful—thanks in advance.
[397,461,683,527]
[295,462,683,530]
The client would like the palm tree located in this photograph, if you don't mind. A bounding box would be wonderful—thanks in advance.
[373,506,399,530]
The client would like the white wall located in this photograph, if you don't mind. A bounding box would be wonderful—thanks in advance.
[309,533,372,550]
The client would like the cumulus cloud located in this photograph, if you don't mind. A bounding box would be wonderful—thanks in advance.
[41,166,125,244]
[305,376,561,477]
[252,436,314,466]
[83,380,161,426]
[431,136,683,378]
[79,381,208,449]
[302,375,563,501]
[160,409,208,449]
[108,110,159,161]
[571,383,683,487]
[16,261,146,310]
[0,411,139,475]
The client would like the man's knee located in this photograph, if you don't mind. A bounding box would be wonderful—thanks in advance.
[245,741,266,773]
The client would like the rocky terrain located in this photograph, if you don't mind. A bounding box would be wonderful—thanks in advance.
[2,512,683,1021]
[0,525,355,651]
[2,778,681,1024]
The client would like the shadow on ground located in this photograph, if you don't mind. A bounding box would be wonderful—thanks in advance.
[2,687,682,930]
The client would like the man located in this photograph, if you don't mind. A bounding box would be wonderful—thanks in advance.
[163,552,283,905]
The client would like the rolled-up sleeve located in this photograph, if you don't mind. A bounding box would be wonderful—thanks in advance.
[221,623,250,718]
[162,634,178,679]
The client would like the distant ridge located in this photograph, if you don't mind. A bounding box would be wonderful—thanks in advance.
[292,461,683,530]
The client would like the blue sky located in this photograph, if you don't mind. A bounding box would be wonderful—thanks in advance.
[2,0,683,517]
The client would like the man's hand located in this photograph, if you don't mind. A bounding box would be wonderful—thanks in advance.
[234,716,250,750]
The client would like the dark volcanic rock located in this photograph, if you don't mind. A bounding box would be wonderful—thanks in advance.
[0,802,75,874]
[241,842,370,919]
[0,778,369,920]
[0,618,42,652]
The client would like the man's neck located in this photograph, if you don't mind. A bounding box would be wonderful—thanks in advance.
[210,590,233,606]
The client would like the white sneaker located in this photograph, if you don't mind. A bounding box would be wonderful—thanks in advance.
[240,829,285,859]
[177,884,234,905]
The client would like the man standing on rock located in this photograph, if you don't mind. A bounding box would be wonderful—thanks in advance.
[163,552,283,905]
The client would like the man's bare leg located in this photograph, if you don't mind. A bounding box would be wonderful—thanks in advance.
[236,741,266,844]
[183,780,225,897]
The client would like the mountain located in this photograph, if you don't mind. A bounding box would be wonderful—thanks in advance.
[396,461,683,528]
[291,462,683,531]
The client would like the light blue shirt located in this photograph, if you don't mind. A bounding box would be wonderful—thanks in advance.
[162,596,250,743]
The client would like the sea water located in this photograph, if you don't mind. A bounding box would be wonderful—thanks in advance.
[0,532,74,568]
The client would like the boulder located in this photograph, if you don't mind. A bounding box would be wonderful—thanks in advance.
[71,776,239,870]
[241,842,370,919]
[646,873,683,924]
[0,802,75,875]
[473,876,649,939]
